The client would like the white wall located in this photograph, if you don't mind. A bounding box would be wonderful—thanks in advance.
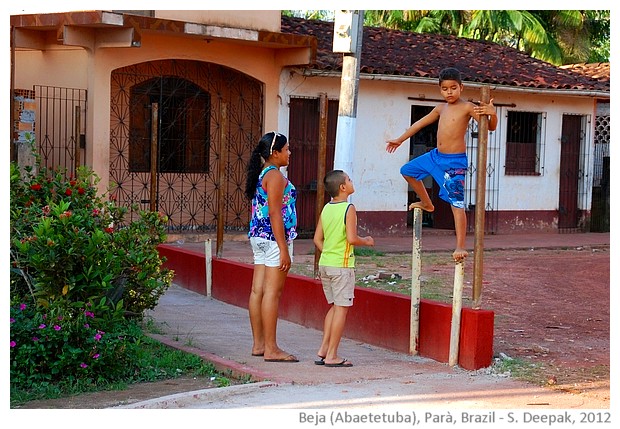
[495,93,594,211]
[280,70,597,214]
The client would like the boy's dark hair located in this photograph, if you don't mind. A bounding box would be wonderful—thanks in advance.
[324,170,347,198]
[439,67,462,84]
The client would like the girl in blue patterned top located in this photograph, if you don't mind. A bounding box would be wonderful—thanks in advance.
[244,131,298,363]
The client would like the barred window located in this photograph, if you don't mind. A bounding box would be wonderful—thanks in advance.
[129,77,211,173]
[505,111,544,175]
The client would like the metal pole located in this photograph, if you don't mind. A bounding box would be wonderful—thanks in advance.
[74,105,81,174]
[409,208,422,355]
[216,102,228,258]
[472,86,490,309]
[449,260,465,366]
[149,103,158,212]
[314,93,328,278]
[10,26,16,162]
[205,239,212,297]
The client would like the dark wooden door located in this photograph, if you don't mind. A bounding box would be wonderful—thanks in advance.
[288,97,338,236]
[558,115,582,229]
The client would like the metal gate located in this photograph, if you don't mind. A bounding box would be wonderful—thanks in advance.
[591,113,610,232]
[34,85,87,177]
[109,59,263,232]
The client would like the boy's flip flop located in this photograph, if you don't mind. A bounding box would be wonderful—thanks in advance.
[264,354,299,363]
[324,359,353,367]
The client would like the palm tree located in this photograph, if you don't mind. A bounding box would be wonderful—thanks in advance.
[532,10,609,64]
[466,10,564,64]
[285,10,609,65]
[362,10,608,65]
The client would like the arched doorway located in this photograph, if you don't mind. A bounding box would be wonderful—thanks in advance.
[109,59,263,233]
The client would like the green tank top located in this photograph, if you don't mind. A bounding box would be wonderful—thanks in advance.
[318,201,355,268]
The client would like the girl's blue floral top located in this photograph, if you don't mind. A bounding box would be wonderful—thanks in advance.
[248,165,298,244]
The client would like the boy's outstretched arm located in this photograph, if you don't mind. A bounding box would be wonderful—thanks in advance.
[386,108,440,153]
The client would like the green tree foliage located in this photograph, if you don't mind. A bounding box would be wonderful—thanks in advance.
[286,10,610,65]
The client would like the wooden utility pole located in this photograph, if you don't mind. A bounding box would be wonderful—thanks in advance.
[314,93,329,277]
[333,10,364,181]
[472,86,491,309]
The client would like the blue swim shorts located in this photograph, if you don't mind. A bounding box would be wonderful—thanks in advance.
[400,148,467,209]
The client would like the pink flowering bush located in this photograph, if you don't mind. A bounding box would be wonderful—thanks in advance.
[9,300,140,385]
[10,149,174,389]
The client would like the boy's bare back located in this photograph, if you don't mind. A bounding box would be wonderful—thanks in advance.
[436,99,476,154]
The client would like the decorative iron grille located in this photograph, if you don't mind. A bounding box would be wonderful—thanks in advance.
[109,59,263,232]
[593,114,610,187]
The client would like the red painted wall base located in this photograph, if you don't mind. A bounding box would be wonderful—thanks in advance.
[158,244,494,370]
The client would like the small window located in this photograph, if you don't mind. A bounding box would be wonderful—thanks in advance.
[505,111,543,175]
[129,77,210,173]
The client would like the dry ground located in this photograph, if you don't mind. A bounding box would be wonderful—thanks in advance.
[305,246,610,400]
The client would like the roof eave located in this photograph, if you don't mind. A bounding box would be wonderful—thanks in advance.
[296,69,610,99]
[11,10,316,58]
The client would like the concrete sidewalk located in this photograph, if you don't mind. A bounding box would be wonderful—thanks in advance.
[119,232,610,409]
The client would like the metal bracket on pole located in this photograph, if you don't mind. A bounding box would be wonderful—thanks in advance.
[409,208,422,355]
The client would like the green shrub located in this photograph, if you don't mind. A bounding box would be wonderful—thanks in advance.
[10,159,173,318]
[10,144,174,391]
[10,299,136,386]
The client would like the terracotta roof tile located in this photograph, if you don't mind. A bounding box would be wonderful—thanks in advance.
[560,62,610,83]
[281,16,609,93]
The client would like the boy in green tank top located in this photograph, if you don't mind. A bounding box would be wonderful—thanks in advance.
[313,170,374,367]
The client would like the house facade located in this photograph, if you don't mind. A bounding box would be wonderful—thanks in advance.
[278,16,610,235]
[10,11,610,237]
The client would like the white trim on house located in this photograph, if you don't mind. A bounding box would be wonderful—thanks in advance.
[294,69,610,100]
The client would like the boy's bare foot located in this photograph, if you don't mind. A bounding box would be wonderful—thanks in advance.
[409,202,434,212]
[453,248,468,262]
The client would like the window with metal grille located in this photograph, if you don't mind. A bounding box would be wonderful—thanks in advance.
[129,77,211,173]
[505,111,544,175]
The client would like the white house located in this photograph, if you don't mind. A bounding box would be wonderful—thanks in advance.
[278,16,610,235]
[10,11,609,238]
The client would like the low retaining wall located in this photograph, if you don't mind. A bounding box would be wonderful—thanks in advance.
[158,244,494,370]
